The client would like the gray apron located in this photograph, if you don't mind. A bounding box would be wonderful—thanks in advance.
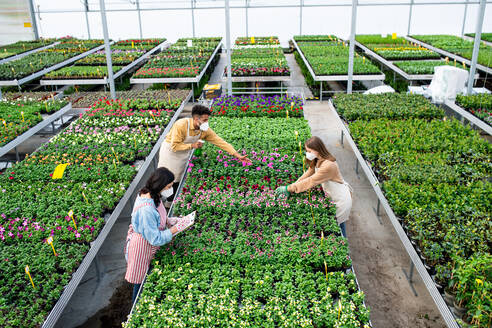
[316,166,353,224]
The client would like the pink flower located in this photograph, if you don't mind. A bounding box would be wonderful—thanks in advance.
[256,167,261,171]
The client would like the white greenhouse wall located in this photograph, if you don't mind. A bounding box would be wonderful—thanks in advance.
[3,1,492,44]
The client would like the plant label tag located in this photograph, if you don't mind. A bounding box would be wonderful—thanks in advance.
[52,163,69,179]
[25,265,35,288]
[68,210,77,230]
[392,33,397,39]
[187,39,193,47]
[251,36,255,44]
[47,237,57,256]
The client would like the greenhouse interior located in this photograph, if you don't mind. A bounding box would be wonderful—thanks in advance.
[0,0,491,327]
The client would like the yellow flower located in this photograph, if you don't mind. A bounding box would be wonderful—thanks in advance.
[476,278,483,286]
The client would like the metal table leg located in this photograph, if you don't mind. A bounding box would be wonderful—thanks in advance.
[403,261,418,297]
[372,198,383,225]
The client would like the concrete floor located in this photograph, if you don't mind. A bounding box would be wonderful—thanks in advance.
[284,53,314,98]
[303,101,446,328]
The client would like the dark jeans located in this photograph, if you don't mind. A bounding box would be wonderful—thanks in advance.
[166,182,181,202]
[339,222,347,238]
[132,283,141,304]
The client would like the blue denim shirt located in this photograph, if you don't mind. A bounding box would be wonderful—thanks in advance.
[132,196,173,246]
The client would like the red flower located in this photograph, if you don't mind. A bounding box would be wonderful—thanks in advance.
[8,177,13,180]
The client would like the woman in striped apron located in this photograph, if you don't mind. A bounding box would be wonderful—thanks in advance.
[125,167,193,303]
[276,136,353,238]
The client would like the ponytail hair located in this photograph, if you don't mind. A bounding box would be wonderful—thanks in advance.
[139,167,175,206]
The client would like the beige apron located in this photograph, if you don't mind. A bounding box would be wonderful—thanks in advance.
[316,166,353,224]
[158,118,201,182]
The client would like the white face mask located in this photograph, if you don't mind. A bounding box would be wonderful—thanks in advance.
[199,121,209,131]
[306,152,317,161]
[160,187,173,199]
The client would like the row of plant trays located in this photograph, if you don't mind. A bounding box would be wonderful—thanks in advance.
[292,38,385,82]
[39,40,168,86]
[329,94,490,327]
[130,37,223,84]
[0,91,191,327]
[0,101,73,159]
[0,40,61,65]
[0,41,107,87]
[406,35,492,76]
[41,92,191,328]
[125,96,372,327]
[224,36,291,83]
[354,40,477,82]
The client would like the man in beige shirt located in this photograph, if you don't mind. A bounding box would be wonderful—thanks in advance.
[158,104,251,205]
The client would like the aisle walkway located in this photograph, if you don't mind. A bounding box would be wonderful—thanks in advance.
[303,101,446,328]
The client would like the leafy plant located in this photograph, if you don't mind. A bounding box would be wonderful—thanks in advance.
[394,60,468,75]
[411,35,492,69]
[296,39,382,76]
[125,94,370,327]
[456,94,492,126]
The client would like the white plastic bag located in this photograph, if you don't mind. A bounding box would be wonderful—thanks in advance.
[427,66,468,103]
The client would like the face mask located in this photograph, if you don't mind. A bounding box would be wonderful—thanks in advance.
[306,152,317,161]
[160,187,173,199]
[199,121,209,132]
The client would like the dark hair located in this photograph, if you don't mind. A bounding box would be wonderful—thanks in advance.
[305,136,336,168]
[139,167,175,206]
[192,104,212,117]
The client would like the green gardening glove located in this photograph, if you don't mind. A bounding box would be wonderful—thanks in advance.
[275,186,290,198]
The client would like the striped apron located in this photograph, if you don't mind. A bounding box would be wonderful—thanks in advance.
[125,199,168,284]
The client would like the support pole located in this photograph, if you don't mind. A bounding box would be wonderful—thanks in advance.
[299,0,303,35]
[347,0,358,94]
[225,0,233,96]
[467,0,486,95]
[407,0,414,35]
[461,0,469,37]
[191,0,196,37]
[99,0,116,100]
[28,0,39,40]
[245,0,249,37]
[136,0,143,39]
[84,0,91,39]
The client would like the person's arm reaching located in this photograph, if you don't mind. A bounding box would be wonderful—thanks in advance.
[203,129,251,163]
[288,161,338,194]
[295,166,315,183]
